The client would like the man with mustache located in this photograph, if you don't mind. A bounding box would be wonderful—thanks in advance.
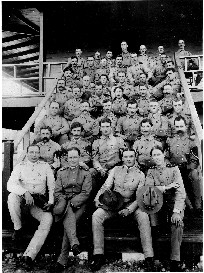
[109,55,127,86]
[121,41,131,68]
[137,45,154,71]
[51,79,70,115]
[67,48,85,69]
[37,126,61,173]
[174,40,192,69]
[166,116,201,214]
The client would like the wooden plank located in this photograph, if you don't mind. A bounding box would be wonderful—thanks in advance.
[39,12,43,95]
[2,96,44,108]
[2,142,14,229]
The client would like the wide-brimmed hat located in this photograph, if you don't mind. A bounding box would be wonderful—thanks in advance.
[99,190,124,212]
[137,185,163,214]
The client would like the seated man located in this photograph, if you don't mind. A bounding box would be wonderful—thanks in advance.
[112,86,127,118]
[97,99,118,134]
[166,116,202,213]
[174,39,192,69]
[7,144,55,270]
[52,147,92,272]
[105,50,115,68]
[67,48,85,69]
[127,52,150,86]
[71,100,99,142]
[51,79,70,115]
[92,118,127,196]
[112,71,135,99]
[90,149,154,271]
[116,100,142,148]
[133,118,162,174]
[67,56,83,81]
[149,53,168,86]
[35,101,70,145]
[63,86,83,122]
[83,56,97,83]
[95,58,110,79]
[145,145,186,272]
[154,45,172,65]
[61,67,78,92]
[158,84,177,116]
[137,45,154,71]
[61,122,92,169]
[37,126,61,174]
[136,83,151,117]
[148,98,169,142]
[168,97,195,137]
[81,75,95,100]
[109,55,127,86]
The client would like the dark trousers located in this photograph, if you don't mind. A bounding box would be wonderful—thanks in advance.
[57,203,86,266]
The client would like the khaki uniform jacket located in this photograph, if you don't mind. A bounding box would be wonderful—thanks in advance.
[146,163,186,212]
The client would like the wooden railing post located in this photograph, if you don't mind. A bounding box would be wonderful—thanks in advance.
[2,141,14,229]
[39,11,44,95]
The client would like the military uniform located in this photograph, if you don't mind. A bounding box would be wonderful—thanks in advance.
[81,86,94,101]
[127,63,148,85]
[7,160,55,261]
[112,98,127,117]
[63,98,82,122]
[154,54,172,66]
[113,82,135,99]
[83,66,97,83]
[92,165,154,258]
[109,66,127,85]
[61,137,92,167]
[133,135,162,173]
[51,89,71,115]
[122,51,132,68]
[97,112,118,133]
[137,54,154,70]
[148,112,169,137]
[166,133,200,210]
[146,162,186,261]
[71,113,99,141]
[150,63,167,85]
[168,112,195,137]
[38,139,61,165]
[116,114,143,147]
[54,166,92,266]
[137,97,150,117]
[35,115,69,145]
[158,95,175,115]
[153,78,182,99]
[175,49,192,69]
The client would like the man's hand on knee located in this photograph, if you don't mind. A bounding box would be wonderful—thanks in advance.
[171,212,183,227]
[24,191,34,206]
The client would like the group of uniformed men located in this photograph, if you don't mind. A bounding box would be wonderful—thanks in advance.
[7,40,202,272]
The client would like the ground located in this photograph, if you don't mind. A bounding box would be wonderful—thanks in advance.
[2,252,203,272]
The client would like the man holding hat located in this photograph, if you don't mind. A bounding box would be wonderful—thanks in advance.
[90,149,154,271]
[142,145,186,272]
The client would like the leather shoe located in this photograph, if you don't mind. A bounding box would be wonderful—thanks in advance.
[12,228,23,241]
[22,256,33,270]
[72,244,81,256]
[170,260,182,272]
[90,254,104,272]
[144,257,155,272]
[50,262,65,273]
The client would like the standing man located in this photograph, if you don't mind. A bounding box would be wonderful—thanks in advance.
[52,147,92,272]
[7,144,55,269]
[83,56,97,84]
[109,55,127,85]
[90,149,154,271]
[174,40,192,69]
[121,41,131,68]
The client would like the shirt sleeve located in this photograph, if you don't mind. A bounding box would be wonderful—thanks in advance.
[116,117,123,134]
[94,167,115,202]
[7,164,27,196]
[46,164,55,204]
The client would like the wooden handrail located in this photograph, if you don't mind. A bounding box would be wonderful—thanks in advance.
[175,56,203,141]
[13,79,58,151]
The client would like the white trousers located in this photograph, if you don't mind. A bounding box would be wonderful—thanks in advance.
[8,193,53,260]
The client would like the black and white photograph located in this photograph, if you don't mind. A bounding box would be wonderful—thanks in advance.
[2,1,203,272]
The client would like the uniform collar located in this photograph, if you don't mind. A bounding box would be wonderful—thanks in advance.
[156,161,166,170]
[176,132,188,139]
[101,134,114,140]
[71,137,81,143]
[141,134,154,141]
[27,160,40,166]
